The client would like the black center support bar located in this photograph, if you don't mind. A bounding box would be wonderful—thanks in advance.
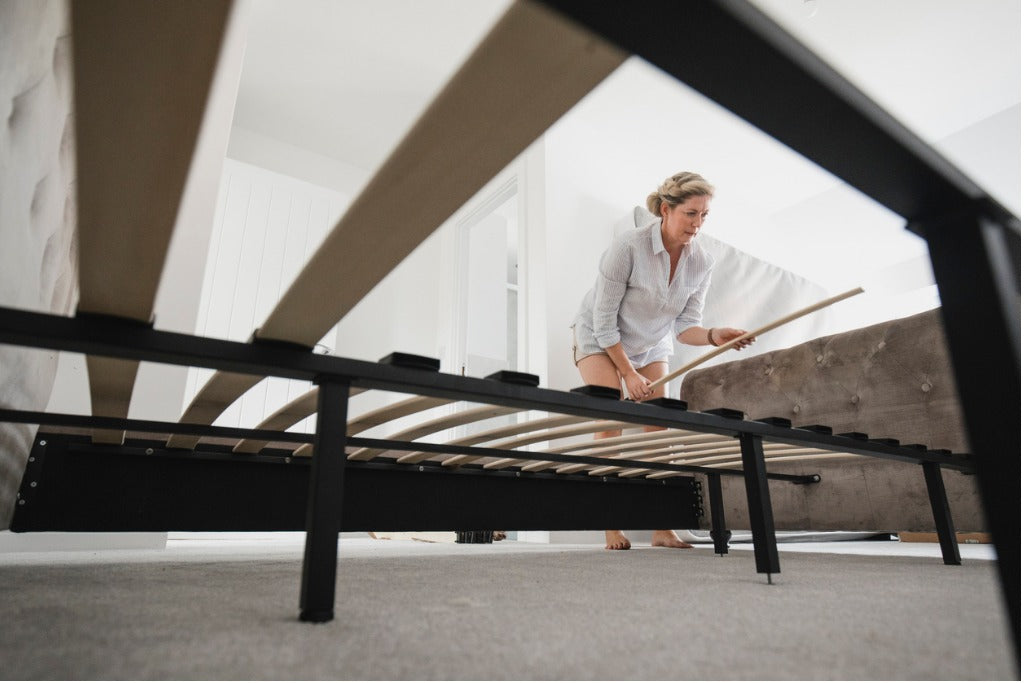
[706,473,730,557]
[299,379,351,623]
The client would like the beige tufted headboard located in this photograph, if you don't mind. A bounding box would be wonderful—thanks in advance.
[0,0,78,528]
[679,307,982,531]
[680,307,968,453]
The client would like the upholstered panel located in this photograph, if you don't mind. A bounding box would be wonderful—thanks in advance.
[0,0,78,528]
[680,308,984,531]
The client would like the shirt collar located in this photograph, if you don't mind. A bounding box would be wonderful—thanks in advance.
[648,219,666,255]
[648,219,690,257]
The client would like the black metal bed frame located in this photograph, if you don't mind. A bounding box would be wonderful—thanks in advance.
[0,0,1017,652]
[0,304,980,612]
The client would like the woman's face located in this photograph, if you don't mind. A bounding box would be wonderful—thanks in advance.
[660,195,711,245]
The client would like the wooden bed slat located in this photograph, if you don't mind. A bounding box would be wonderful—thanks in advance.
[394,414,590,464]
[170,0,626,443]
[347,404,521,461]
[231,386,368,454]
[291,395,455,457]
[465,420,637,469]
[515,431,729,473]
[608,443,832,478]
[71,0,234,444]
[642,449,854,479]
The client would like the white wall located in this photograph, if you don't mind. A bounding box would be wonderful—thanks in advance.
[539,56,1019,396]
[186,129,461,434]
[541,58,853,395]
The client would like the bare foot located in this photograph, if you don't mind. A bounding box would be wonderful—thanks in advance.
[605,530,631,550]
[651,529,693,549]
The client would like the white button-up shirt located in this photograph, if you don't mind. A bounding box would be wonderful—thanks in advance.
[574,219,714,360]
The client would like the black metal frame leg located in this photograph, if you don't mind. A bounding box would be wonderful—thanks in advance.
[706,473,730,556]
[921,462,961,566]
[299,379,351,623]
[739,433,780,582]
[917,211,1020,650]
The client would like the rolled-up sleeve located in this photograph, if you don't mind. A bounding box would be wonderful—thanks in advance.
[673,265,712,336]
[592,240,632,348]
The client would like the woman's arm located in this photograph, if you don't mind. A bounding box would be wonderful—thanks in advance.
[604,342,653,400]
[677,326,755,349]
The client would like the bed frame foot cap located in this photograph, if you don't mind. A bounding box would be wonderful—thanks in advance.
[299,609,334,623]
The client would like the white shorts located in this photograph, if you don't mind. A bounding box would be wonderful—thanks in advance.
[571,324,671,369]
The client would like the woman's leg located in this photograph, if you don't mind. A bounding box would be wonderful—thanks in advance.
[636,361,693,549]
[576,354,631,550]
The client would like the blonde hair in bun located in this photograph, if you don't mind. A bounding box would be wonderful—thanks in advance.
[645,171,715,216]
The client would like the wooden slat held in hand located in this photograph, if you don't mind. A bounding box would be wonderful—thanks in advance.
[649,287,865,391]
[72,0,234,444]
[168,1,627,449]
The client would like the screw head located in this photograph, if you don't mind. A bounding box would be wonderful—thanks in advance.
[39,440,47,447]
[29,481,37,488]
[145,448,154,455]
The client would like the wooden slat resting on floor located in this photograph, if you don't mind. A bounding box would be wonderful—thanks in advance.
[642,449,857,480]
[169,0,626,448]
[71,0,233,444]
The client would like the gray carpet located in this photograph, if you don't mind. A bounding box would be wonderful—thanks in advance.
[0,539,1016,680]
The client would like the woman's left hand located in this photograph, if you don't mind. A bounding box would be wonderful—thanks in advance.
[713,327,755,349]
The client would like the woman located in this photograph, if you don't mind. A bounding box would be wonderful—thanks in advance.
[571,171,754,550]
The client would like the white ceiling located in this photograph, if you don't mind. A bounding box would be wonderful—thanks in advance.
[231,0,512,173]
[227,0,1020,293]
[233,0,1020,177]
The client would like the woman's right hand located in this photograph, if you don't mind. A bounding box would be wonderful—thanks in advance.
[623,370,652,401]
